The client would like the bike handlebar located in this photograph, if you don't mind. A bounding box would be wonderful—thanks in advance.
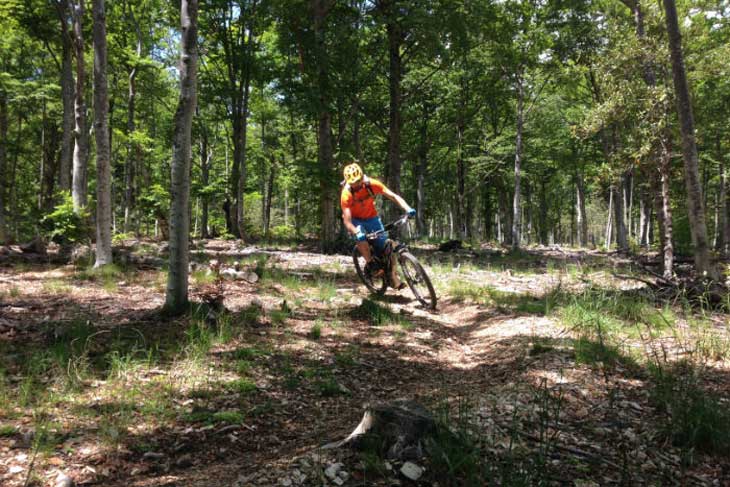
[365,215,410,240]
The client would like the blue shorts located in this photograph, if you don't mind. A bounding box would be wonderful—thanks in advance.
[353,216,386,253]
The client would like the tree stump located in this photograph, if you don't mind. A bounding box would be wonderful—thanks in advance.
[324,400,436,461]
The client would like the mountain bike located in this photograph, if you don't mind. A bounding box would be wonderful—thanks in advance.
[352,215,437,310]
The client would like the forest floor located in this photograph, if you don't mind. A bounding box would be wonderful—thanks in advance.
[1,240,730,486]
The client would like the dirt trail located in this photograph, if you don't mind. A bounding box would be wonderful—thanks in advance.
[1,244,728,486]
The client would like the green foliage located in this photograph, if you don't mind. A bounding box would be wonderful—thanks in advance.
[41,194,90,245]
[650,361,730,457]
[269,224,296,241]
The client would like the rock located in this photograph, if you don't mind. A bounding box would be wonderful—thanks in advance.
[324,462,343,480]
[400,462,424,481]
[55,473,75,487]
[280,477,292,486]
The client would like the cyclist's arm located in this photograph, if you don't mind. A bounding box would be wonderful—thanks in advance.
[342,207,359,235]
[381,188,413,214]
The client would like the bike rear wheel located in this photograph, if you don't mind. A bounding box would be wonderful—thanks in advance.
[353,248,387,295]
[398,252,437,309]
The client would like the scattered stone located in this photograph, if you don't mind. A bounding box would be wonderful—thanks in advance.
[400,462,424,481]
[175,453,193,468]
[324,462,343,480]
[280,477,292,486]
[55,473,74,487]
[142,451,166,461]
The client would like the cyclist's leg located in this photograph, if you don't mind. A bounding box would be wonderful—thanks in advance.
[352,218,373,262]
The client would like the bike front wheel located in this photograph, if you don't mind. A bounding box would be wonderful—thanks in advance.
[353,248,387,295]
[398,252,437,309]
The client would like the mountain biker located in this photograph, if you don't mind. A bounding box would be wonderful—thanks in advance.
[340,162,416,285]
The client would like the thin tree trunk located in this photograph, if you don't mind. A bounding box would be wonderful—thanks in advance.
[72,0,89,212]
[415,104,429,237]
[663,0,717,279]
[614,178,628,250]
[312,0,336,253]
[483,184,492,241]
[58,0,74,192]
[165,0,198,313]
[385,0,402,226]
[10,113,21,241]
[0,91,7,244]
[124,30,141,232]
[639,189,651,247]
[92,0,112,266]
[538,179,547,245]
[264,161,275,239]
[200,130,211,238]
[655,137,674,279]
[605,189,613,249]
[456,122,466,239]
[512,76,524,250]
[717,157,729,255]
[236,39,254,241]
[576,171,588,247]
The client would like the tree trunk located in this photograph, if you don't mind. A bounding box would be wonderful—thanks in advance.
[58,0,74,193]
[200,131,211,239]
[576,171,588,247]
[483,184,492,241]
[538,179,548,245]
[264,161,275,239]
[717,158,729,255]
[312,0,336,253]
[605,189,613,248]
[639,189,651,247]
[92,0,112,267]
[614,178,628,251]
[124,63,139,231]
[663,0,717,279]
[0,91,7,244]
[624,170,632,239]
[655,137,674,279]
[236,42,254,241]
[71,0,89,213]
[165,0,198,313]
[385,0,402,225]
[415,105,429,237]
[455,122,466,239]
[512,76,524,250]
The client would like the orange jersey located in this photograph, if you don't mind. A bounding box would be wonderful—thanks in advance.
[340,177,386,219]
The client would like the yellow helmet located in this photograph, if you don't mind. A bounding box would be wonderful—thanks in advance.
[343,162,363,185]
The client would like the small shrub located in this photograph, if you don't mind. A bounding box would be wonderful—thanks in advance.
[309,321,322,340]
[42,194,90,245]
[269,224,296,241]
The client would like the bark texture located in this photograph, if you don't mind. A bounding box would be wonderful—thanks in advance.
[512,77,524,249]
[165,0,198,313]
[92,0,112,266]
[663,0,717,279]
[312,0,336,253]
[71,0,89,212]
[58,0,75,192]
[0,91,7,243]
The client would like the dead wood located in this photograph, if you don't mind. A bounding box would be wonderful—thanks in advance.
[322,400,436,461]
